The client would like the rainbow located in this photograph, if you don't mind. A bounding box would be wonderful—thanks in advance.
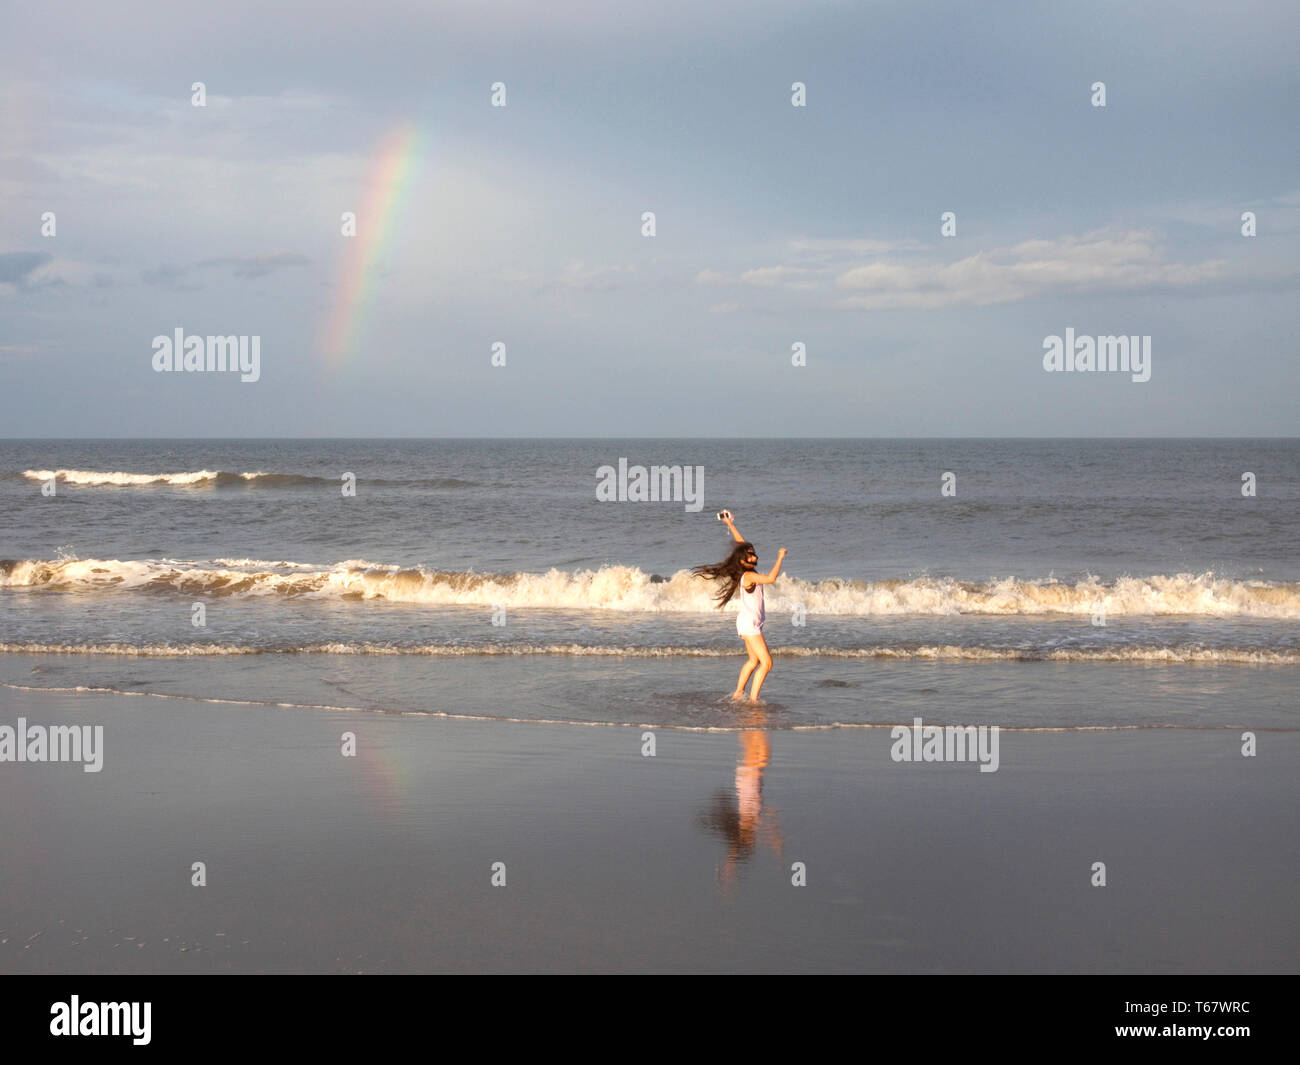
[321,121,425,368]
[355,734,413,821]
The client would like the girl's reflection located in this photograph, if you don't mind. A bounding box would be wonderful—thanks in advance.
[698,707,784,891]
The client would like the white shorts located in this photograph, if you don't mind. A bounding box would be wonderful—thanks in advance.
[737,620,764,637]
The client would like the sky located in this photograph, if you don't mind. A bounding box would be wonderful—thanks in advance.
[1,0,1297,437]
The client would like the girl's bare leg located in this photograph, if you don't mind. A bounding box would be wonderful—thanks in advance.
[735,640,760,698]
[737,634,771,700]
[747,634,774,700]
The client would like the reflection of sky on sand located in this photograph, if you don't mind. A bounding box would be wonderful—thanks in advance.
[698,707,784,894]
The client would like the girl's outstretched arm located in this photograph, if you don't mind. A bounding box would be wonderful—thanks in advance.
[750,547,788,585]
[721,510,746,543]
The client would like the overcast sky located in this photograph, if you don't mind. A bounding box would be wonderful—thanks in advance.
[2,0,1297,436]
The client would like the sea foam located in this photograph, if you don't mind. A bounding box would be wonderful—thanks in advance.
[3,558,1298,618]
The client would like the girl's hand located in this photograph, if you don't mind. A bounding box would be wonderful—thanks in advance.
[777,547,788,557]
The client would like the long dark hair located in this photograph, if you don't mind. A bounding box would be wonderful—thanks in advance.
[692,541,756,608]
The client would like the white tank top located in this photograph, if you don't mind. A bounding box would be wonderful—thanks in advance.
[737,577,765,630]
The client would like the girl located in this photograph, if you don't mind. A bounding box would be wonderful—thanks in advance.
[692,510,788,702]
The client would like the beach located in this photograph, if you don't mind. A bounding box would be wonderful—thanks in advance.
[2,679,1295,974]
[1,438,1296,973]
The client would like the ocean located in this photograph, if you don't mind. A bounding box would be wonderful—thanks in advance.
[1,438,1296,730]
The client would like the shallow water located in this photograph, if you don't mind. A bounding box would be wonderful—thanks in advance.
[2,438,1295,727]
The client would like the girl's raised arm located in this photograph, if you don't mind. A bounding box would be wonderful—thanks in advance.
[721,510,746,543]
[751,547,788,585]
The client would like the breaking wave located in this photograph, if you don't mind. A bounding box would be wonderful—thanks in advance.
[2,558,1298,618]
[16,469,474,488]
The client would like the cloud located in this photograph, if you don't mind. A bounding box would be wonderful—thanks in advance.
[503,261,635,293]
[696,236,924,292]
[0,155,63,185]
[833,230,1228,309]
[141,252,309,287]
[0,252,117,292]
[695,269,730,285]
[737,265,818,288]
[787,237,926,256]
[140,262,198,289]
[196,252,311,279]
[0,251,54,286]
[695,229,1247,310]
[696,264,823,289]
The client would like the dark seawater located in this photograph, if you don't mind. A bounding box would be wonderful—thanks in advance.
[1,439,1296,728]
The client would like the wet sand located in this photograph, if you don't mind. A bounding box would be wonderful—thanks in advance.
[0,686,1295,973]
